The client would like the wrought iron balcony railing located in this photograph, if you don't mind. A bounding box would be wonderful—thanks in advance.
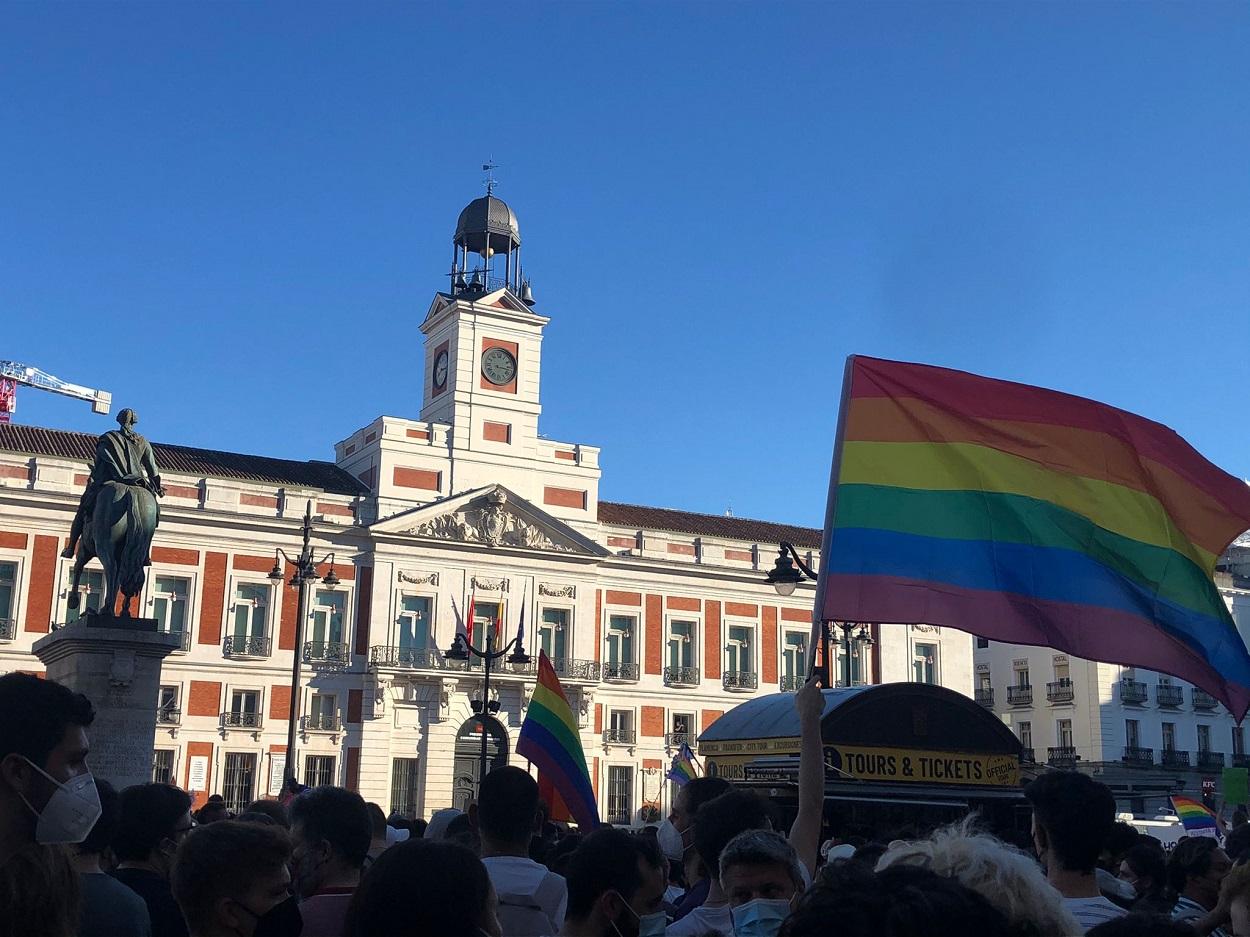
[1047,746,1077,768]
[1161,749,1190,768]
[302,713,342,733]
[779,674,805,692]
[1007,685,1033,706]
[663,666,700,688]
[156,707,181,725]
[0,618,17,641]
[222,635,271,659]
[723,671,758,692]
[974,688,994,708]
[220,711,262,729]
[304,641,351,667]
[370,645,444,670]
[1119,679,1148,704]
[603,727,636,746]
[548,658,601,682]
[1198,750,1226,770]
[603,662,640,683]
[1157,685,1184,707]
[664,731,690,749]
[1192,689,1219,711]
[1234,753,1250,769]
[1022,747,1036,763]
[1123,746,1154,767]
[156,629,192,652]
[1047,679,1075,703]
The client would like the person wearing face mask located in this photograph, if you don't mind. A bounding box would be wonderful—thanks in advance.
[559,828,667,937]
[0,672,98,937]
[288,785,372,937]
[719,830,805,937]
[111,782,196,937]
[662,777,730,923]
[172,820,301,937]
[74,778,153,937]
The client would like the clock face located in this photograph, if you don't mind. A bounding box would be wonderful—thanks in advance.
[481,347,517,386]
[433,350,449,388]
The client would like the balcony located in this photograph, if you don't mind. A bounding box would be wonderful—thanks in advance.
[1157,685,1184,708]
[603,662,640,683]
[663,666,700,688]
[371,646,447,671]
[548,658,601,682]
[1119,679,1148,705]
[1047,679,1075,704]
[1198,751,1226,771]
[222,635,271,659]
[1123,746,1154,767]
[220,711,262,729]
[1047,746,1077,768]
[1234,753,1250,769]
[1161,749,1190,769]
[156,706,181,726]
[603,727,636,746]
[779,674,805,692]
[1007,685,1033,706]
[1022,748,1036,763]
[155,629,192,652]
[723,671,758,692]
[1192,689,1219,711]
[664,732,690,749]
[0,618,15,641]
[974,688,994,708]
[301,713,342,733]
[304,641,351,668]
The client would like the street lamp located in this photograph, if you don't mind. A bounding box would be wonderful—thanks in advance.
[764,542,875,689]
[269,500,338,787]
[444,618,530,797]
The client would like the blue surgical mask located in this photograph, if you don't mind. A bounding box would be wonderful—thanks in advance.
[609,891,667,937]
[731,898,792,937]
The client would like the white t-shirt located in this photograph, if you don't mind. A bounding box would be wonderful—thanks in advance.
[666,902,734,936]
[1062,896,1128,932]
[482,856,568,932]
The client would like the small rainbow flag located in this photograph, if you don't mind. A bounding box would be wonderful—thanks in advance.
[667,743,699,787]
[819,356,1250,719]
[1171,795,1220,839]
[517,651,600,830]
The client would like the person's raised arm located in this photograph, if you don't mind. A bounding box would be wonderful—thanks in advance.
[788,676,825,879]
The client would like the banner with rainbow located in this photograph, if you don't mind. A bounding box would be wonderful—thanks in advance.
[1171,795,1220,840]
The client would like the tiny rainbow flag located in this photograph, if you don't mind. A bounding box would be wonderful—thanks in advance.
[667,743,699,787]
[517,651,600,830]
[819,356,1250,719]
[1171,795,1220,839]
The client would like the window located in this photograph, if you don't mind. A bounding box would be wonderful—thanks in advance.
[1015,667,1030,687]
[397,595,432,652]
[913,643,938,684]
[976,637,990,649]
[309,693,337,730]
[668,620,695,670]
[1053,661,1070,683]
[1057,719,1073,748]
[671,712,692,742]
[152,750,175,784]
[1126,719,1140,748]
[310,589,346,646]
[1019,721,1032,749]
[1162,722,1176,751]
[539,608,569,661]
[1198,724,1211,753]
[608,709,634,744]
[607,765,633,825]
[978,673,991,691]
[471,601,502,653]
[67,568,104,622]
[391,758,421,818]
[152,576,189,635]
[232,583,269,638]
[1235,726,1245,757]
[0,561,16,630]
[606,615,635,666]
[158,685,180,724]
[304,755,336,788]
[725,625,754,675]
[229,690,260,727]
[782,632,807,682]
[222,753,257,813]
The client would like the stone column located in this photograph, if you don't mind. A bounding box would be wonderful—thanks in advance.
[33,615,182,790]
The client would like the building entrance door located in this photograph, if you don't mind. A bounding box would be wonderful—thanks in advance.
[452,715,509,812]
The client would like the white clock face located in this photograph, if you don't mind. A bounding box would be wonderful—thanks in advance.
[481,347,517,386]
[433,351,449,388]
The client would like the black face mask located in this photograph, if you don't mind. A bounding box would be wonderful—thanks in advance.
[238,895,303,937]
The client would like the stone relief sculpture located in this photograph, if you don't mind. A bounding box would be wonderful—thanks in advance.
[407,486,574,552]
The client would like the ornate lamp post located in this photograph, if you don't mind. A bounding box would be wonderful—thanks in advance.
[268,501,339,786]
[764,542,874,688]
[444,618,530,796]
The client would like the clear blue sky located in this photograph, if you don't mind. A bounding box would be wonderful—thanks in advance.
[3,2,1247,529]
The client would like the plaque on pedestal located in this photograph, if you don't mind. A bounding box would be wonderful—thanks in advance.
[32,613,183,790]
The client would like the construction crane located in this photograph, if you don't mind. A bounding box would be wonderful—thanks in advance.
[0,361,112,424]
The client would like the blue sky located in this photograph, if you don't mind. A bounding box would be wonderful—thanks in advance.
[3,2,1247,529]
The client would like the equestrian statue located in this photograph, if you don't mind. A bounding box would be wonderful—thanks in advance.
[63,408,165,618]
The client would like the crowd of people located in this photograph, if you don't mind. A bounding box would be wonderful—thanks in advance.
[8,671,1250,936]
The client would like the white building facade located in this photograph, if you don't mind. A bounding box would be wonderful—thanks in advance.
[0,192,974,823]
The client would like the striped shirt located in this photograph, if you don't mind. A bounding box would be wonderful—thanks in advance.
[1062,896,1128,932]
[1173,895,1227,937]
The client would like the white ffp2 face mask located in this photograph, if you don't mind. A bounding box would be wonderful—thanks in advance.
[18,757,102,845]
[656,818,685,861]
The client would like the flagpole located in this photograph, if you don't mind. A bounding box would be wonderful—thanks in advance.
[810,355,857,687]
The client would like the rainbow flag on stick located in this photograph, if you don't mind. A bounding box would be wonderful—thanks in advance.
[1172,795,1221,839]
[517,651,600,830]
[667,743,699,787]
[818,356,1250,719]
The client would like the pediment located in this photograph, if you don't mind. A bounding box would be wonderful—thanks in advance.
[371,484,608,558]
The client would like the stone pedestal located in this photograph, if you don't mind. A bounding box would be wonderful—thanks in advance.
[33,614,182,790]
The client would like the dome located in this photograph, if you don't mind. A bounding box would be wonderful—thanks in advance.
[454,195,521,256]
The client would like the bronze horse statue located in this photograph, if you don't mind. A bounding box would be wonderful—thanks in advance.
[67,479,160,618]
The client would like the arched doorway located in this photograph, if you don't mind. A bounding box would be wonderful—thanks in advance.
[452,715,509,812]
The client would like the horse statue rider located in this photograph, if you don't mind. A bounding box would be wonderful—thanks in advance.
[64,408,165,618]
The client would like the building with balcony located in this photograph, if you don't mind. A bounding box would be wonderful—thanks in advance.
[0,191,974,824]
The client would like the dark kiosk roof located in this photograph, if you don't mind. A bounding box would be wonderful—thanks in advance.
[0,424,367,496]
[598,501,821,549]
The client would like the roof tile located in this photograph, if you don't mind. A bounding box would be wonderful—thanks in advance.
[597,500,821,549]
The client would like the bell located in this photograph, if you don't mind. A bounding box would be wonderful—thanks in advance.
[520,281,535,306]
[469,271,483,290]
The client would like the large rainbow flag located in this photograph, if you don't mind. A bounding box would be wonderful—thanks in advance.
[516,651,600,830]
[1171,795,1220,839]
[819,356,1250,719]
